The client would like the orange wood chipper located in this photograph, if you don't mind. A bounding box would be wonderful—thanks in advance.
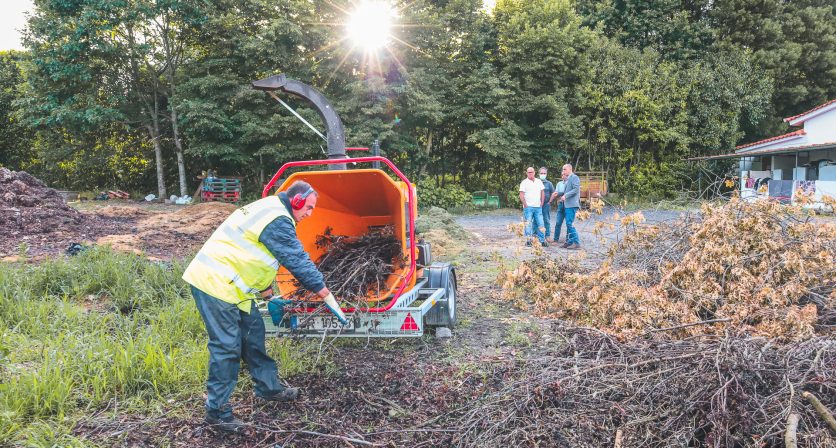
[252,74,457,338]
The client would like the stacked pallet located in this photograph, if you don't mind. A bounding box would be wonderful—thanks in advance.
[201,178,241,204]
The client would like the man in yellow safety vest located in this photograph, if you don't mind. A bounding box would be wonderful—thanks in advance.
[182,180,345,432]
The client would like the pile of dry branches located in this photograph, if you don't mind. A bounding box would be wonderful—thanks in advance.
[291,226,403,301]
[501,198,836,340]
[442,327,835,447]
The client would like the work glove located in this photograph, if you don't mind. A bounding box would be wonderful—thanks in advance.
[267,297,293,326]
[322,293,349,326]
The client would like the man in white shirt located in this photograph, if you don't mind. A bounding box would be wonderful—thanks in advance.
[519,167,547,246]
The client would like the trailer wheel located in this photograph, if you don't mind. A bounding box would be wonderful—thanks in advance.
[445,270,457,327]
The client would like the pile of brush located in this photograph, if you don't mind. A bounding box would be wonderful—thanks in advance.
[290,226,403,301]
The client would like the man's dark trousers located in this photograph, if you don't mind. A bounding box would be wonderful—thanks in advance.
[192,286,284,419]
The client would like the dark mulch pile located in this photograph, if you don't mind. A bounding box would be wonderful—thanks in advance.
[0,168,135,259]
[0,167,84,235]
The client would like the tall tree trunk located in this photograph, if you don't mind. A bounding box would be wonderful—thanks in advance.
[161,21,187,197]
[126,26,166,199]
[170,97,187,196]
[149,94,167,199]
[420,129,433,178]
[259,154,264,187]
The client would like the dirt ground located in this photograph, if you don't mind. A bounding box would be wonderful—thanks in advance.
[66,207,658,447]
[1,200,237,261]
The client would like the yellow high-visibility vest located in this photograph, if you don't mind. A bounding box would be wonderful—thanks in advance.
[182,196,295,312]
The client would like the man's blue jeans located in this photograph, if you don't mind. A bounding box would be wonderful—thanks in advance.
[554,202,566,241]
[523,206,545,243]
[542,204,552,239]
[564,206,580,245]
[192,286,285,419]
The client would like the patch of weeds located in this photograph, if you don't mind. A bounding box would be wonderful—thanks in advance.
[456,315,474,329]
[268,338,337,377]
[480,302,502,318]
[504,321,541,348]
[11,420,88,448]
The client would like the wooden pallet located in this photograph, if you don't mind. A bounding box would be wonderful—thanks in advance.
[200,178,241,204]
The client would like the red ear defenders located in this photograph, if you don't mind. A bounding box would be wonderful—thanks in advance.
[290,186,315,210]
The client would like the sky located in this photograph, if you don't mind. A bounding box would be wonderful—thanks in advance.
[1,0,34,51]
[0,0,497,51]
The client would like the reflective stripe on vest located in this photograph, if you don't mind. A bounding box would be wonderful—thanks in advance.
[195,252,260,296]
[221,225,280,271]
[182,196,296,311]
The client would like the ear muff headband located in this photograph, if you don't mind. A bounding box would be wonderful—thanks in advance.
[290,186,315,210]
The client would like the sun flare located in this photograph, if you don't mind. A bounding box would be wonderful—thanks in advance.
[345,1,395,51]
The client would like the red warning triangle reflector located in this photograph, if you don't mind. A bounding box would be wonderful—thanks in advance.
[400,312,419,331]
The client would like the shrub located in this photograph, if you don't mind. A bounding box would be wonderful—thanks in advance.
[417,179,471,209]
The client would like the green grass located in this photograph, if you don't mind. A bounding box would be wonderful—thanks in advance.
[0,247,329,446]
[504,321,541,348]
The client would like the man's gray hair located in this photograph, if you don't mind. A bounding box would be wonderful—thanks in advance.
[539,167,548,172]
[286,180,317,198]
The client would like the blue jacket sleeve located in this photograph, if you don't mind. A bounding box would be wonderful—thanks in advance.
[563,175,580,202]
[259,216,326,293]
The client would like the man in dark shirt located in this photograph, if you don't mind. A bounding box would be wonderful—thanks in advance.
[539,167,555,241]
[183,180,343,431]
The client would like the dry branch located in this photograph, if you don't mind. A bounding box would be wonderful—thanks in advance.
[430,328,835,447]
[785,413,799,448]
[290,226,403,302]
[803,391,836,433]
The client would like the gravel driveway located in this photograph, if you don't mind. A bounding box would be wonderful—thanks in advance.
[456,207,689,266]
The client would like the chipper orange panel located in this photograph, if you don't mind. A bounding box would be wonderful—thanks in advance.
[275,169,417,301]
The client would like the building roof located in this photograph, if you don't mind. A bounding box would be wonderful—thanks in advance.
[686,142,836,161]
[783,98,836,126]
[735,129,806,151]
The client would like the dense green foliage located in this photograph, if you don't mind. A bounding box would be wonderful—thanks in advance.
[0,247,330,445]
[0,0,832,199]
[417,178,472,209]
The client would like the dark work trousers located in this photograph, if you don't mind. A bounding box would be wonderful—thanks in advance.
[191,286,284,418]
[542,203,552,239]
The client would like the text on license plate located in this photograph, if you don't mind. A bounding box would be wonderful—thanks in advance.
[309,316,355,330]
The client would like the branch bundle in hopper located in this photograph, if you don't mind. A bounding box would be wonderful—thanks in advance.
[291,226,404,301]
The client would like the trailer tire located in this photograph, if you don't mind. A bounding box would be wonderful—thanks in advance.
[445,270,457,328]
[424,264,457,329]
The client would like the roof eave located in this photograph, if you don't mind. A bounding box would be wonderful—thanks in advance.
[784,101,836,125]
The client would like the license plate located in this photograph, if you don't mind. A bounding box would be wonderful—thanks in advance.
[308,315,355,331]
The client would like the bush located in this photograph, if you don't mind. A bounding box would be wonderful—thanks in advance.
[417,179,471,209]
[506,189,521,209]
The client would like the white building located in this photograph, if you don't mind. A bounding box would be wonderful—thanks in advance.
[691,99,836,204]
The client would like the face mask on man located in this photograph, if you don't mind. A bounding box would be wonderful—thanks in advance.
[539,174,547,180]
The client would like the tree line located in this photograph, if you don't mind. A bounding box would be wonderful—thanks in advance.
[0,0,833,200]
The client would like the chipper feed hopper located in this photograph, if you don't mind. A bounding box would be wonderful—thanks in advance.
[253,74,457,338]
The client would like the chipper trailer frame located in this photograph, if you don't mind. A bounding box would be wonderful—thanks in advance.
[252,74,457,338]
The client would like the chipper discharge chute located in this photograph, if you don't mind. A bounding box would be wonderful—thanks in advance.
[253,74,457,338]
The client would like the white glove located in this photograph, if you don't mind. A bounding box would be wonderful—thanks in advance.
[323,293,348,325]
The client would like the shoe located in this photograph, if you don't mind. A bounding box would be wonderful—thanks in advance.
[567,243,581,250]
[205,414,245,433]
[525,241,533,247]
[561,242,570,248]
[259,387,300,402]
[540,241,549,247]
